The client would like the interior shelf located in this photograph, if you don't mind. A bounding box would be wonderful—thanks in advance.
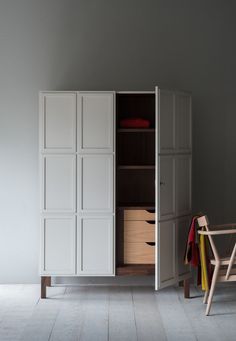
[118,128,155,133]
[116,264,155,276]
[117,203,155,210]
[118,165,155,170]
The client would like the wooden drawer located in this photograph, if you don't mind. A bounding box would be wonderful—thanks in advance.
[124,221,155,243]
[124,209,155,221]
[124,242,155,264]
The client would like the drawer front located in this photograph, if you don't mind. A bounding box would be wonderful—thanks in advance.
[124,242,155,264]
[124,209,155,221]
[124,221,155,243]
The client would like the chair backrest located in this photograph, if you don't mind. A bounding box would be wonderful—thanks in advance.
[197,215,220,262]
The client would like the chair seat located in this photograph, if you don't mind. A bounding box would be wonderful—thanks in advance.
[211,257,236,265]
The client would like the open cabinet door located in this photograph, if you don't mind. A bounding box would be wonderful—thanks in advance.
[155,87,192,290]
[155,87,176,290]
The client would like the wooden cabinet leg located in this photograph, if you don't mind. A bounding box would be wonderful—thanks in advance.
[184,278,190,298]
[41,276,51,299]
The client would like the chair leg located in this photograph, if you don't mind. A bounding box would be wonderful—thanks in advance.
[205,265,219,316]
[203,290,209,304]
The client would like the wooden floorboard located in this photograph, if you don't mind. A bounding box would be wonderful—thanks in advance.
[154,286,196,341]
[132,286,167,341]
[0,284,236,341]
[108,286,137,341]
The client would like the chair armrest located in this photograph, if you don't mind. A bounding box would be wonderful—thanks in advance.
[198,229,236,236]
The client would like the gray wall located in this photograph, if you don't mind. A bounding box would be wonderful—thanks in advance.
[0,0,236,283]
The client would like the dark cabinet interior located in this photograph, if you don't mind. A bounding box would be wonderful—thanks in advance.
[116,93,156,275]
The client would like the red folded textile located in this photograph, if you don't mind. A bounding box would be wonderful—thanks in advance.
[120,118,150,128]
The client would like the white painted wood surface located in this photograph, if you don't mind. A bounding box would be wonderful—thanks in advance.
[77,217,114,276]
[41,216,76,275]
[40,92,76,153]
[175,155,192,216]
[42,155,76,213]
[78,155,113,213]
[156,86,192,290]
[159,155,175,221]
[175,93,192,153]
[77,92,114,153]
[176,216,191,280]
[159,220,176,288]
[159,90,175,154]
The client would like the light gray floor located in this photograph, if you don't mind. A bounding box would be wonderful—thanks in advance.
[0,284,236,341]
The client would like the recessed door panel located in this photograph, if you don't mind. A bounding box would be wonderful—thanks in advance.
[41,93,76,153]
[77,217,114,275]
[175,93,191,152]
[78,155,113,213]
[159,90,175,153]
[176,156,191,216]
[177,216,191,279]
[159,156,175,220]
[42,155,76,212]
[41,216,75,275]
[78,93,114,153]
[158,220,176,288]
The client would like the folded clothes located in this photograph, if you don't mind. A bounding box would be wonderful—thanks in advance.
[120,118,150,128]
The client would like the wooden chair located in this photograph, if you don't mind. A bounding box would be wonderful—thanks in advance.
[197,215,236,315]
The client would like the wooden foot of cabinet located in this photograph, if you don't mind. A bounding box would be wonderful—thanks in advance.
[41,276,51,299]
[183,278,190,298]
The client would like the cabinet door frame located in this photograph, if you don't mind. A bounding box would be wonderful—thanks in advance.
[77,92,115,154]
[39,92,77,154]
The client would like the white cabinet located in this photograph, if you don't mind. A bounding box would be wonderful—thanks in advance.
[39,88,191,291]
[77,217,114,275]
[77,93,114,153]
[78,155,113,213]
[40,93,76,153]
[41,155,76,213]
[41,216,76,275]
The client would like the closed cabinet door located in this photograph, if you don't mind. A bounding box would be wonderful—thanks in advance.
[159,156,175,221]
[77,217,114,275]
[175,93,192,153]
[78,155,113,213]
[175,155,192,216]
[158,220,176,288]
[42,155,76,213]
[77,92,114,153]
[40,92,76,153]
[41,216,76,275]
[176,216,191,280]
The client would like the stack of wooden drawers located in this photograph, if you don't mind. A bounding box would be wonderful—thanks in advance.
[124,210,155,264]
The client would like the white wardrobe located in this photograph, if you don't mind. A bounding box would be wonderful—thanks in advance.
[39,88,192,296]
